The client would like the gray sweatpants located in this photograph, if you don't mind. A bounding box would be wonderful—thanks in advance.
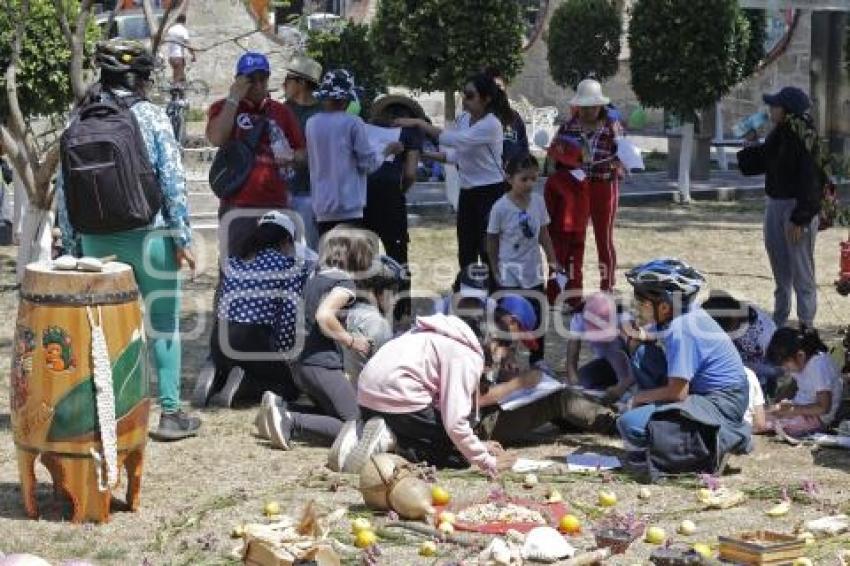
[764,197,818,327]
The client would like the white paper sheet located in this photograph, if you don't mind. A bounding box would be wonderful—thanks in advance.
[499,372,566,411]
[365,124,401,162]
[566,452,622,471]
[512,458,556,473]
[616,138,645,171]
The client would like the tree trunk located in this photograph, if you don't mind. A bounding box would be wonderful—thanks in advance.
[16,203,53,282]
[677,121,694,203]
[444,89,456,124]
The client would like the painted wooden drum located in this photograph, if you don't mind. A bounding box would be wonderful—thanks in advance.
[10,261,149,523]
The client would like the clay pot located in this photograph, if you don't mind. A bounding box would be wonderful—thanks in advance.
[359,454,434,520]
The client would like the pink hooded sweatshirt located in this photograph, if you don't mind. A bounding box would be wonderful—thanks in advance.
[357,314,496,474]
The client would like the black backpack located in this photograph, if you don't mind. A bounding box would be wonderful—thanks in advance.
[60,87,162,234]
[208,115,268,199]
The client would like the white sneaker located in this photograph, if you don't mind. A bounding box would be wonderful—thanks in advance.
[328,420,359,472]
[266,401,292,450]
[254,391,282,440]
[343,418,392,474]
[209,366,245,408]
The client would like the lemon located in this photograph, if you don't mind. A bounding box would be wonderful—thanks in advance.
[797,532,815,545]
[598,490,618,507]
[637,487,652,500]
[431,485,451,506]
[645,526,666,545]
[693,543,712,558]
[231,524,245,538]
[678,520,697,536]
[696,488,712,503]
[438,511,456,525]
[354,529,378,548]
[523,473,539,488]
[766,501,791,517]
[438,521,455,535]
[351,517,372,534]
[547,488,564,503]
[263,501,280,516]
[419,541,438,557]
[558,514,582,535]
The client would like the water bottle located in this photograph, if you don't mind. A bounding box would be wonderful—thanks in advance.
[270,130,295,182]
[732,110,769,139]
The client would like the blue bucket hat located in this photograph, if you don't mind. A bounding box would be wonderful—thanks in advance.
[763,87,810,116]
[315,69,359,101]
[236,52,270,77]
[497,295,538,332]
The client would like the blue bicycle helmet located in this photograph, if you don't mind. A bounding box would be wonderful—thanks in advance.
[626,258,706,302]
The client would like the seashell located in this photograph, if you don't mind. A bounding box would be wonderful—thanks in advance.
[0,555,52,566]
[521,526,576,563]
[76,257,104,272]
[53,255,78,271]
[479,538,513,566]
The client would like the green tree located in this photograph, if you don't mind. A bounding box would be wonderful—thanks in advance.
[629,0,751,200]
[306,22,385,116]
[546,0,622,90]
[741,9,766,78]
[371,0,524,120]
[0,0,97,123]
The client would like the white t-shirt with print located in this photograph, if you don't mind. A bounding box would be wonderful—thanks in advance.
[743,367,765,426]
[792,352,843,425]
[486,193,550,289]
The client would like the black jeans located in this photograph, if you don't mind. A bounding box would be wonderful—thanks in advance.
[364,188,411,319]
[457,183,505,270]
[361,406,468,469]
[317,218,365,236]
[210,320,299,402]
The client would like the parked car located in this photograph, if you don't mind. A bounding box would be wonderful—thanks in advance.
[95,9,163,48]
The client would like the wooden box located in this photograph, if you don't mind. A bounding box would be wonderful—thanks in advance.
[718,531,805,565]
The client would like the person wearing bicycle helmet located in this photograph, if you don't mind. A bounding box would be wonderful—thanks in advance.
[617,258,752,478]
[56,39,201,441]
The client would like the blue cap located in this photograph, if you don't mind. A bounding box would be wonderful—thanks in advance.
[236,52,270,77]
[497,295,538,331]
[763,87,810,116]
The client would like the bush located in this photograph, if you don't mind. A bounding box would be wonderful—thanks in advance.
[547,0,622,89]
[629,0,749,120]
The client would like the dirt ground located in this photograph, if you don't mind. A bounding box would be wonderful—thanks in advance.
[1,198,849,565]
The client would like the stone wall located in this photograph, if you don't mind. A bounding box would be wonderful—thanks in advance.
[184,0,296,106]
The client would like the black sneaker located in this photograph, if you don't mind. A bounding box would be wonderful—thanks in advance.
[149,410,202,441]
[209,366,245,408]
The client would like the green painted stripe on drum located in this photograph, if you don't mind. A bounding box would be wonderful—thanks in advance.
[14,441,146,458]
[21,290,139,306]
[46,338,147,441]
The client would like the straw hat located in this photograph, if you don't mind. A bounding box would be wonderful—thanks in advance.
[370,94,427,122]
[570,79,610,107]
[285,54,322,84]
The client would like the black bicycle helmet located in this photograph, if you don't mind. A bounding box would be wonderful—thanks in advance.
[626,258,706,302]
[95,40,155,75]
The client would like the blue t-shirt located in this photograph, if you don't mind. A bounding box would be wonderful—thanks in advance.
[659,308,746,395]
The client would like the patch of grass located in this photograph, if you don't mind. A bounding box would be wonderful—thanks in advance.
[148,493,244,553]
[93,546,129,561]
[186,107,207,123]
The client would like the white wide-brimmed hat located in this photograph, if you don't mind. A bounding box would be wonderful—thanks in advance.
[570,79,610,107]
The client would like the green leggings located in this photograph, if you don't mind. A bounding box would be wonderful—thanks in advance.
[81,230,182,412]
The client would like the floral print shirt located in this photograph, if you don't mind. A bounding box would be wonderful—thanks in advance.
[57,98,192,254]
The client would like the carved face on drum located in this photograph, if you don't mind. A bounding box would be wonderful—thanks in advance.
[42,326,75,372]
